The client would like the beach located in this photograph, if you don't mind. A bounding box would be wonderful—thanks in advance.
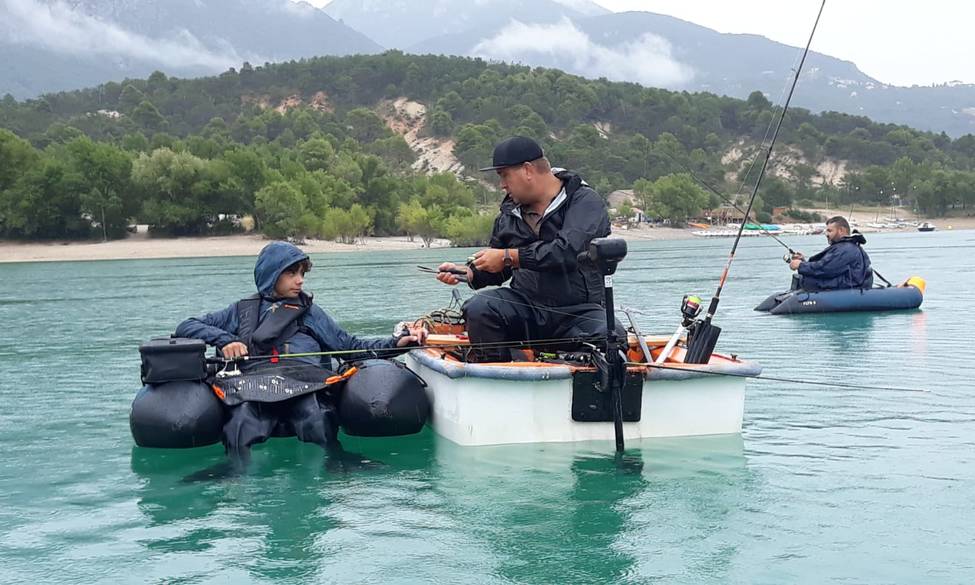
[0,224,700,263]
[1,219,970,263]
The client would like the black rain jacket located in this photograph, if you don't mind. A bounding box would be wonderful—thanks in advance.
[469,170,611,307]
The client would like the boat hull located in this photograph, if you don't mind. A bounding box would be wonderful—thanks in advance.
[754,286,923,315]
[406,351,756,447]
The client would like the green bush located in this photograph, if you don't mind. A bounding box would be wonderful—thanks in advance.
[444,213,494,246]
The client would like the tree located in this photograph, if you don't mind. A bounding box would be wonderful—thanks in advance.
[428,108,454,136]
[0,158,89,239]
[345,108,388,143]
[299,137,335,171]
[133,148,214,235]
[131,100,167,131]
[633,173,709,225]
[761,176,794,209]
[397,199,444,247]
[61,137,135,240]
[0,129,39,193]
[444,212,494,246]
[321,203,373,244]
[255,181,306,238]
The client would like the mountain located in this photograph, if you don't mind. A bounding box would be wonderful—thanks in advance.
[323,0,609,50]
[0,0,382,98]
[575,12,975,137]
[6,1,975,136]
[406,9,975,137]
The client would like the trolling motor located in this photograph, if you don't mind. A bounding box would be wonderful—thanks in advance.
[577,237,628,452]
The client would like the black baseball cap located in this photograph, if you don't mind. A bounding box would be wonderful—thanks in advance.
[478,136,544,172]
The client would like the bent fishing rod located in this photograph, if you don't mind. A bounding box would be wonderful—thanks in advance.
[685,0,827,364]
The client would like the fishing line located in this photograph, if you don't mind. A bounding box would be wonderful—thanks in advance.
[627,361,927,393]
[723,43,807,205]
[698,0,827,328]
[649,149,799,254]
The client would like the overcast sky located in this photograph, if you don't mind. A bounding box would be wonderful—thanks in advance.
[310,0,968,87]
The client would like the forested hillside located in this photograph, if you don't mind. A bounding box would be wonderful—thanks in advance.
[1,52,973,243]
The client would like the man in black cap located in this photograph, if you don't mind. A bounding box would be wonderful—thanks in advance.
[435,136,613,362]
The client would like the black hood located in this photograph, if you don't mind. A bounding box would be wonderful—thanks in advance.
[835,230,867,246]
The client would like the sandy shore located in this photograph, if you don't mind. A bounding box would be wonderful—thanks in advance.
[1,219,969,264]
[0,227,695,263]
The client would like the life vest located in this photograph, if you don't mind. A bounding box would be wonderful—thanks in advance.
[235,292,327,361]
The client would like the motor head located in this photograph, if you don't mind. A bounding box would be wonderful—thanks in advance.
[577,237,628,275]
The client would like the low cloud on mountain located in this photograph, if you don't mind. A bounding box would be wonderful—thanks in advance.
[0,0,246,71]
[471,17,694,87]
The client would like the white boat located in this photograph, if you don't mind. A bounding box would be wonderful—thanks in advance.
[406,334,760,447]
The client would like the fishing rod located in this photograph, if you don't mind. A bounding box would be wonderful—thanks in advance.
[685,0,827,364]
[207,334,610,364]
[204,334,926,393]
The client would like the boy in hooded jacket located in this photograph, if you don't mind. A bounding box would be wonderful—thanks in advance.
[176,241,426,461]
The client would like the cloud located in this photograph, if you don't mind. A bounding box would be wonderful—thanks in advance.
[0,0,245,71]
[471,17,694,88]
[549,0,608,17]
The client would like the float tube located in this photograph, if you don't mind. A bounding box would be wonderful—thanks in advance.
[130,337,429,448]
[755,276,925,315]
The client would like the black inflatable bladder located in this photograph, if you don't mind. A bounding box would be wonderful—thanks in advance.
[130,381,225,448]
[338,359,430,437]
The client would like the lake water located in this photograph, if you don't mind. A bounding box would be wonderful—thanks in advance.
[0,230,972,584]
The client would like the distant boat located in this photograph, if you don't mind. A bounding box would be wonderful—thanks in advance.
[918,222,936,232]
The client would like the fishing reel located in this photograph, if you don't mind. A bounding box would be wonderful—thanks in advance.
[783,250,803,263]
[680,294,703,327]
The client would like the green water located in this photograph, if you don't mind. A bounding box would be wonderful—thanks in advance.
[1,231,972,584]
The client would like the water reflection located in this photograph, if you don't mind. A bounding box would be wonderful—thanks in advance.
[775,311,886,353]
[130,432,750,583]
[433,435,747,584]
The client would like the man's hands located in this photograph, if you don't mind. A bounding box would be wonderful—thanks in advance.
[221,341,248,359]
[471,248,518,273]
[396,323,429,347]
[436,249,516,285]
[789,252,805,271]
[471,248,506,273]
[436,262,474,286]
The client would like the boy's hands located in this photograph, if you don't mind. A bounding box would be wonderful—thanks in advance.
[396,324,429,347]
[221,341,248,359]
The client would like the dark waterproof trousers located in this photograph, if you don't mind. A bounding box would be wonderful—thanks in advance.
[222,392,338,460]
[462,288,621,362]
